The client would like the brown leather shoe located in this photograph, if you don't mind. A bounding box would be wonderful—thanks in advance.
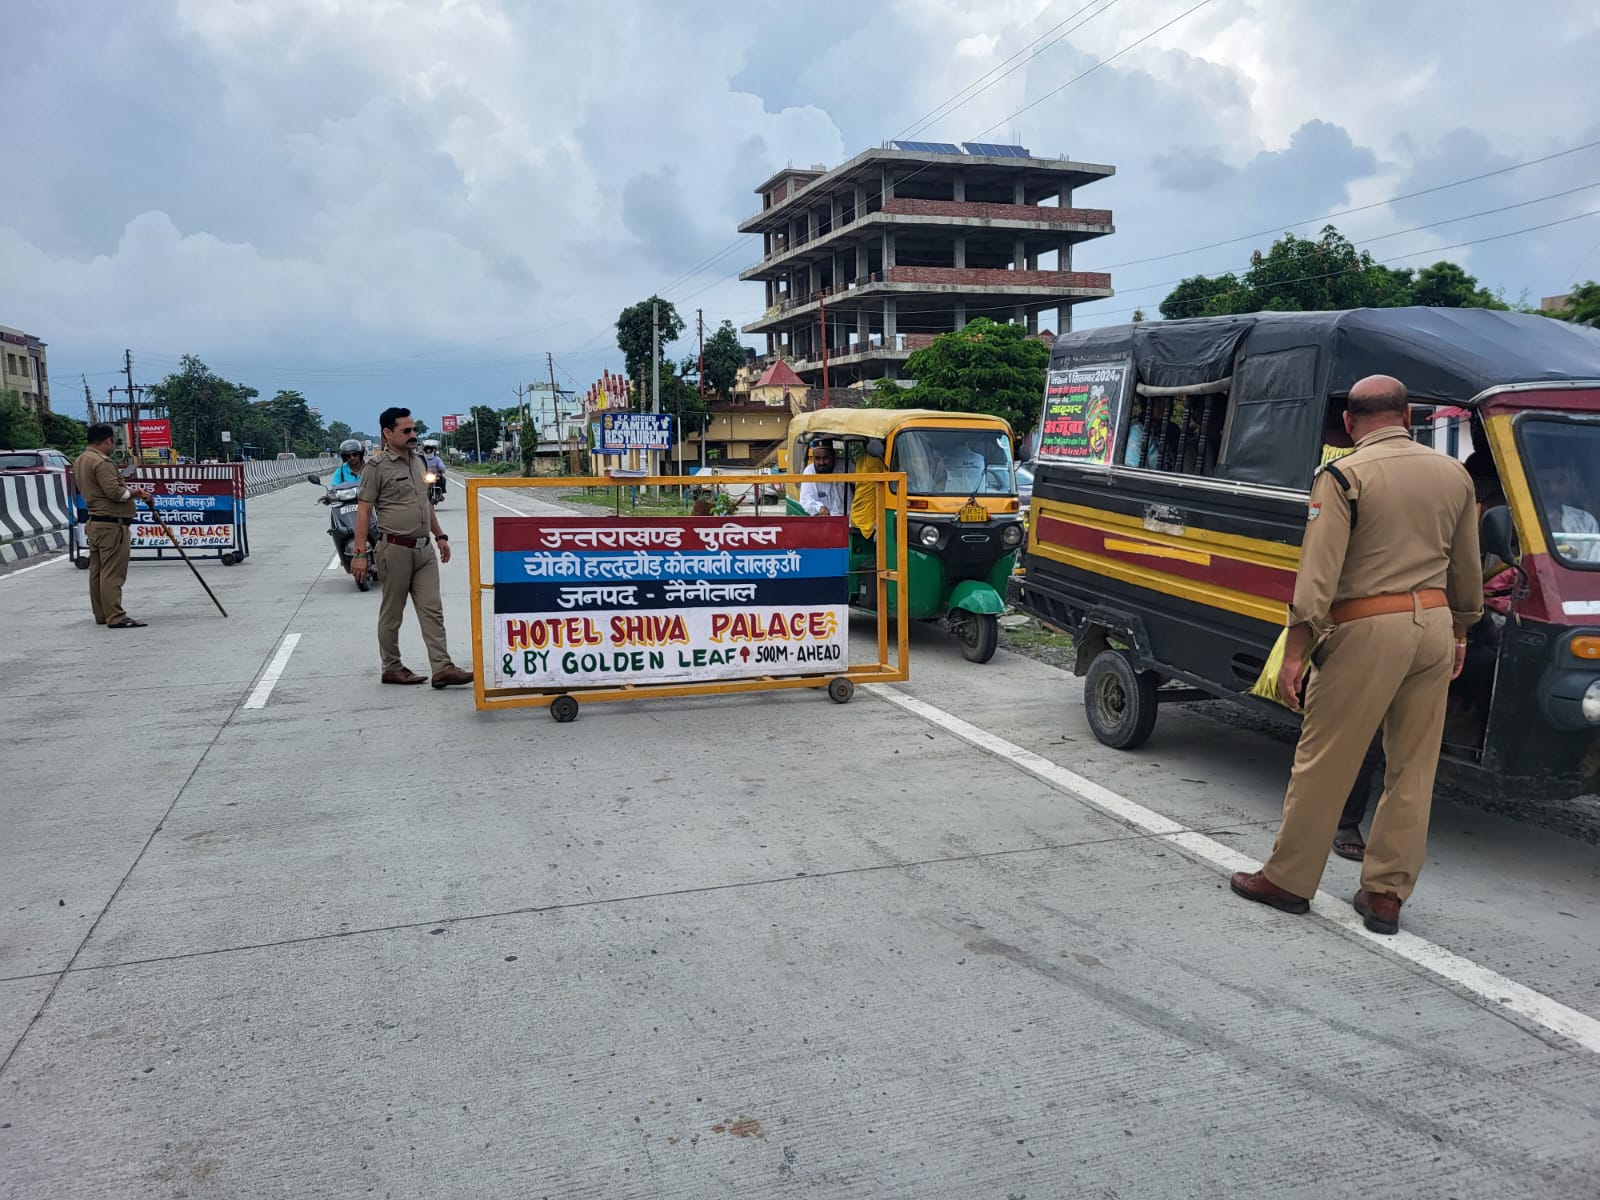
[1353,889,1401,935]
[382,667,427,685]
[1230,870,1311,915]
[431,664,474,689]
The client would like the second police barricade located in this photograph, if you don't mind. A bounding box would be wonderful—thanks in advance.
[467,472,910,722]
[69,463,250,568]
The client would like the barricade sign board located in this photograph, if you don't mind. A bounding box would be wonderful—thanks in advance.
[71,464,249,565]
[130,478,237,549]
[489,516,849,690]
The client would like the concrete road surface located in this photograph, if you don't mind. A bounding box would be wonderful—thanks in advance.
[2,478,1598,1199]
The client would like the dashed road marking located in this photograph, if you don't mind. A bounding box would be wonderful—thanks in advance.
[866,683,1600,1056]
[244,633,302,710]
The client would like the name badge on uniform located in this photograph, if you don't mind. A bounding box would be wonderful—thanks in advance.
[1307,502,1322,522]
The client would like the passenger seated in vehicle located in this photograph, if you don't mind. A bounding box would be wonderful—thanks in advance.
[849,439,888,542]
[936,435,990,494]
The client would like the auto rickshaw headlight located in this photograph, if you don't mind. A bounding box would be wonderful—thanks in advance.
[1001,523,1024,547]
[1583,680,1600,724]
[919,524,942,548]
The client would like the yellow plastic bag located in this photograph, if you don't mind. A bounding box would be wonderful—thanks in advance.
[1250,627,1324,708]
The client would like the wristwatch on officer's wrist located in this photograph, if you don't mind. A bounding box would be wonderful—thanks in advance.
[435,534,448,541]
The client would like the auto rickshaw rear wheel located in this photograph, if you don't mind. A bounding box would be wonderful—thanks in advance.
[1084,648,1159,750]
[956,613,999,664]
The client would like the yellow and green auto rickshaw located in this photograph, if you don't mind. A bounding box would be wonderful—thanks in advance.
[782,408,1025,661]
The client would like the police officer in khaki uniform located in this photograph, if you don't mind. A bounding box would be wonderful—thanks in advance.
[351,407,474,688]
[73,423,155,628]
[1231,375,1481,935]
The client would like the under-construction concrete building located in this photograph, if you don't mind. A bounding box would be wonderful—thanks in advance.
[739,142,1115,385]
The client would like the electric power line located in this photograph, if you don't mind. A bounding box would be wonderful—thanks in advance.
[898,0,1124,140]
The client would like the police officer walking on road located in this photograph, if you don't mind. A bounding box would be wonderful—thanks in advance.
[352,407,474,689]
[73,423,155,628]
[1231,375,1482,935]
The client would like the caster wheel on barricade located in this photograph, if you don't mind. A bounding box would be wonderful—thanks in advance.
[827,677,855,705]
[550,695,580,723]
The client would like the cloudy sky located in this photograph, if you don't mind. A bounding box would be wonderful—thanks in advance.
[5,0,1599,432]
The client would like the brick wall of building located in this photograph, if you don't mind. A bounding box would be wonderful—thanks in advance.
[885,266,1112,290]
[881,198,1112,226]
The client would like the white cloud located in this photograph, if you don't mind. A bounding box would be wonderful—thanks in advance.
[3,0,1598,426]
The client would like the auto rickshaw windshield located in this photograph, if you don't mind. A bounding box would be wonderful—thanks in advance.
[1521,419,1600,568]
[892,428,1014,496]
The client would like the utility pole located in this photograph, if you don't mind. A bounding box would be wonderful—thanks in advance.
[651,301,661,501]
[547,352,560,473]
[125,349,142,456]
[697,308,706,399]
[512,384,527,466]
[82,375,94,423]
[818,291,830,407]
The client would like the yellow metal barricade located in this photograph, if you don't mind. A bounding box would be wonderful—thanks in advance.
[466,472,910,720]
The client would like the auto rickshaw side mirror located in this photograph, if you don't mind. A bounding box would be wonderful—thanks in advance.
[1480,504,1517,564]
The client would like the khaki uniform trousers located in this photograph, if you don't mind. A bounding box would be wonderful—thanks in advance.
[376,541,451,674]
[1262,607,1454,903]
[86,521,133,625]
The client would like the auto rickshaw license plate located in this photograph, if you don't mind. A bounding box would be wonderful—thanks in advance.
[958,502,988,523]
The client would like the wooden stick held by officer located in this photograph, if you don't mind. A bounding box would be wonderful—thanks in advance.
[72,423,156,629]
[1231,375,1482,935]
[351,408,474,689]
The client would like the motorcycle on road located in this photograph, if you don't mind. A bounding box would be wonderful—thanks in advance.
[307,474,379,591]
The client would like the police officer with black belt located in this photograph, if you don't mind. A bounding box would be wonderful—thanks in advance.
[73,423,155,628]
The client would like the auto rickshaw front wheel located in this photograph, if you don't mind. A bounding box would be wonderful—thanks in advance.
[1084,648,1159,750]
[955,612,999,664]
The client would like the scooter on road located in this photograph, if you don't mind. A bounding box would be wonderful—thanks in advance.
[307,474,380,591]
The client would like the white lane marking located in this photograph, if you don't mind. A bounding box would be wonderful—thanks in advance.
[326,553,341,571]
[473,485,529,517]
[866,684,1600,1057]
[0,553,67,579]
[243,633,302,710]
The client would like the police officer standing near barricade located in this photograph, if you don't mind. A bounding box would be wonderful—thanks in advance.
[73,423,155,628]
[1230,375,1481,935]
[352,407,474,689]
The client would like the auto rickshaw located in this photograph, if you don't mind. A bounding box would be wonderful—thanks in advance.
[781,408,1025,662]
[1011,306,1600,802]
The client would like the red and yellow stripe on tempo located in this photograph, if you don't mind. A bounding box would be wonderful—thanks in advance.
[1028,499,1298,626]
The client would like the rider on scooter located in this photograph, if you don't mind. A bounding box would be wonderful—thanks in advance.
[421,439,445,496]
[329,439,367,489]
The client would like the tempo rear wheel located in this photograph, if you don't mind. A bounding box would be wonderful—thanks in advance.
[1083,648,1159,750]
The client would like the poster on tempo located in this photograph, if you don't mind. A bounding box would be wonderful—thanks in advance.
[489,516,849,689]
[1038,362,1128,466]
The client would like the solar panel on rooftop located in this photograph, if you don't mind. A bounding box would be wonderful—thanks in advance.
[963,142,1031,158]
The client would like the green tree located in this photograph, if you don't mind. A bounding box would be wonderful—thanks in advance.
[1410,261,1505,309]
[454,404,503,459]
[702,320,746,400]
[1160,226,1434,318]
[885,318,1049,436]
[326,420,354,447]
[615,296,685,405]
[1159,272,1242,319]
[147,356,259,460]
[0,389,44,450]
[1546,280,1600,325]
[44,412,88,454]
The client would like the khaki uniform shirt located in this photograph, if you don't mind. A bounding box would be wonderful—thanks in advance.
[1289,426,1482,637]
[73,447,136,519]
[357,447,432,539]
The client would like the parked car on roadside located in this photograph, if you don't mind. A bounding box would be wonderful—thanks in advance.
[0,449,71,476]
